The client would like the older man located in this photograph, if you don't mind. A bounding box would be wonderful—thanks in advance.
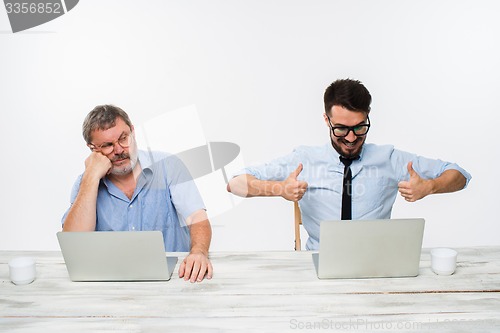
[62,105,212,282]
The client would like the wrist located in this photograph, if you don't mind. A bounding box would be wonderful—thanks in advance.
[190,246,209,257]
[426,179,436,196]
[272,181,285,197]
[82,170,103,185]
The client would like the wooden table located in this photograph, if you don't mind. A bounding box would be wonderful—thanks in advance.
[1,247,499,332]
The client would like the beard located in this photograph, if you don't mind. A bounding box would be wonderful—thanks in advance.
[330,135,365,159]
[109,151,138,176]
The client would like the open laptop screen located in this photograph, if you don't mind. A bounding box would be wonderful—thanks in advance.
[57,231,177,281]
[314,218,425,279]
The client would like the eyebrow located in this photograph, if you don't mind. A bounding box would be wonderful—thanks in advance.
[96,131,127,146]
[331,120,368,127]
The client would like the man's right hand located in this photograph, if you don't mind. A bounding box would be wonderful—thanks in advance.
[281,164,308,202]
[84,152,112,180]
[62,152,110,232]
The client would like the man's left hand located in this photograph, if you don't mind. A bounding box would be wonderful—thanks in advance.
[178,251,213,283]
[398,162,432,202]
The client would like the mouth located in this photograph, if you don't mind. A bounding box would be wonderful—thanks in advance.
[342,140,359,149]
[112,154,129,165]
[112,159,127,166]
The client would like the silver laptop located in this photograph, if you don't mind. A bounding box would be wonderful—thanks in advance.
[57,231,177,281]
[312,218,425,279]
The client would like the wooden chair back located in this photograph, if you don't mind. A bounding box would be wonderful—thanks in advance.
[294,202,302,251]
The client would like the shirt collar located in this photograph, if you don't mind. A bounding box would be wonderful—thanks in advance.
[137,150,154,171]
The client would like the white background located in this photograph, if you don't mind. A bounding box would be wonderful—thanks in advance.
[0,0,498,251]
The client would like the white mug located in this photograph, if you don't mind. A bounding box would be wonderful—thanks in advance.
[430,248,457,275]
[9,257,36,285]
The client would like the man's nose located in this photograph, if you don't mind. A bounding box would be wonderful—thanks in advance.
[113,141,125,154]
[345,130,357,142]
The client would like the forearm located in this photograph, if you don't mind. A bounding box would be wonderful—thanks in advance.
[186,209,212,255]
[428,169,467,195]
[62,173,100,231]
[189,219,212,256]
[227,174,284,198]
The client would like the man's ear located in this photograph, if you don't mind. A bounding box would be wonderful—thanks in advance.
[323,113,331,127]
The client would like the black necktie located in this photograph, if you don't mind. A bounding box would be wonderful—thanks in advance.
[340,156,355,220]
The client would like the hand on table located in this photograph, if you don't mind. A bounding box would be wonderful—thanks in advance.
[178,251,213,283]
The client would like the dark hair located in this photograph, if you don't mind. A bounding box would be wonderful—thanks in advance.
[324,79,372,114]
[82,104,132,144]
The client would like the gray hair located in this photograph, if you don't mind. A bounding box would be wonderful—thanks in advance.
[82,105,133,144]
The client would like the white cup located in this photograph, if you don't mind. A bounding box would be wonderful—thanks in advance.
[430,248,457,275]
[8,257,36,285]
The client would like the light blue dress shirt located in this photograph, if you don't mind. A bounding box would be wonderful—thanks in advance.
[62,150,206,252]
[237,143,471,250]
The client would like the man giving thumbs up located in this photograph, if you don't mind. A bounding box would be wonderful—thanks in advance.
[226,163,308,202]
[398,161,467,202]
[227,79,471,250]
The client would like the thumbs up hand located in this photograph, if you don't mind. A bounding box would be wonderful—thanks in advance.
[398,161,432,202]
[281,163,308,202]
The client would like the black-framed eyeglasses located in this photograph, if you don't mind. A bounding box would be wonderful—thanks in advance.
[326,115,370,138]
[88,131,133,155]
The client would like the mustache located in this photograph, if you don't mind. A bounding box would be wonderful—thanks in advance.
[341,138,361,144]
[111,152,129,162]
